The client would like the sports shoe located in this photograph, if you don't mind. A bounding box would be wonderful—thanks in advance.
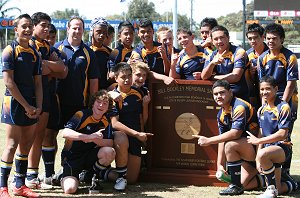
[281,169,298,191]
[219,184,244,196]
[11,184,40,198]
[25,177,53,190]
[114,177,127,191]
[0,187,11,198]
[89,174,103,194]
[257,185,278,198]
[51,169,63,186]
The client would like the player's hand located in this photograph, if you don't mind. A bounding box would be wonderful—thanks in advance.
[211,50,226,65]
[192,135,210,146]
[143,91,151,105]
[249,63,257,75]
[217,165,227,173]
[109,91,123,103]
[163,76,174,85]
[49,51,59,61]
[136,132,154,142]
[25,106,39,119]
[202,37,213,48]
[256,160,263,173]
[246,131,260,145]
[171,47,179,66]
[193,72,202,80]
[90,130,104,145]
[42,61,51,75]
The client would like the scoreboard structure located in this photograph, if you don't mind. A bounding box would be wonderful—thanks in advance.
[254,0,300,17]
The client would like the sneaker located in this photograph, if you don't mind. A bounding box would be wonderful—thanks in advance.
[25,178,40,189]
[114,177,127,191]
[0,187,11,198]
[51,169,63,186]
[281,169,298,191]
[11,185,40,198]
[219,184,244,196]
[89,174,103,194]
[257,185,278,198]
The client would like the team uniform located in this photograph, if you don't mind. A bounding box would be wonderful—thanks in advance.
[200,41,215,55]
[112,87,143,156]
[258,47,299,122]
[1,40,41,126]
[61,109,113,179]
[257,97,292,162]
[217,97,258,137]
[245,43,269,110]
[54,39,99,129]
[131,41,165,75]
[89,44,112,89]
[30,37,51,113]
[108,43,133,72]
[204,45,248,100]
[175,46,207,80]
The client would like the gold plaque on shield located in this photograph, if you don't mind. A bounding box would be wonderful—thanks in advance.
[175,113,201,140]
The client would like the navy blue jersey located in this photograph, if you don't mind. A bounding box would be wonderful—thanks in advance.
[108,43,133,71]
[258,47,298,97]
[205,45,248,100]
[258,97,291,145]
[131,41,165,74]
[54,39,99,107]
[2,41,41,97]
[64,109,113,154]
[176,46,207,79]
[112,87,143,131]
[89,44,112,89]
[217,97,258,137]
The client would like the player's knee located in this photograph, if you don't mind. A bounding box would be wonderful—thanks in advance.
[61,176,78,194]
[256,149,267,162]
[98,147,116,164]
[224,141,238,154]
[114,131,129,149]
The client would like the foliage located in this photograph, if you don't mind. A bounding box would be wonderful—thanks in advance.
[127,0,160,21]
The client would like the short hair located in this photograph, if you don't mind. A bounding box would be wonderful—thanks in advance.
[211,25,229,37]
[264,23,285,40]
[246,23,264,37]
[113,62,132,76]
[14,14,32,27]
[131,61,150,74]
[212,80,231,91]
[88,90,113,111]
[259,76,277,87]
[156,26,172,38]
[200,17,218,29]
[49,24,57,34]
[31,12,51,25]
[137,18,153,30]
[118,21,134,34]
[177,27,192,36]
[68,16,85,28]
[107,24,115,36]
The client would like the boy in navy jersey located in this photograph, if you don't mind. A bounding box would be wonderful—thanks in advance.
[194,80,262,196]
[247,76,297,197]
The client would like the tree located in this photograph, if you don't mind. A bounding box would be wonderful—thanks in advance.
[51,9,89,41]
[127,0,160,21]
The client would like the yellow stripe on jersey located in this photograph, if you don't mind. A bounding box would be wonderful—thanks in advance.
[78,115,109,131]
[179,52,205,68]
[15,45,37,62]
[262,53,287,68]
[232,105,245,120]
[82,47,91,106]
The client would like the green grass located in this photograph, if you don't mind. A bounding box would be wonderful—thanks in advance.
[0,79,299,197]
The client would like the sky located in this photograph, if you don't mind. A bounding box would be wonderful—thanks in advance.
[6,0,252,24]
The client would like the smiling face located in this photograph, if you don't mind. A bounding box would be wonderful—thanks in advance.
[115,70,132,92]
[15,17,33,43]
[158,31,173,49]
[132,68,147,88]
[92,98,109,118]
[119,27,134,48]
[177,32,194,49]
[247,32,264,50]
[67,19,84,46]
[260,81,277,103]
[212,30,230,53]
[213,86,232,107]
[138,26,154,44]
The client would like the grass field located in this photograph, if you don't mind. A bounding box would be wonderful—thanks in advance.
[0,80,299,198]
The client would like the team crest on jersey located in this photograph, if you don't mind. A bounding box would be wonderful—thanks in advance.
[78,56,85,59]
[86,126,91,131]
[265,65,269,70]
[123,102,128,106]
[183,64,189,68]
[17,57,23,61]
[260,116,264,120]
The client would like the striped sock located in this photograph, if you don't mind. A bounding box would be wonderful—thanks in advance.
[0,160,13,187]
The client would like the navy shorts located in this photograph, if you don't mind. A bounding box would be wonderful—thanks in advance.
[62,147,99,179]
[58,104,83,130]
[47,94,60,131]
[128,135,142,157]
[1,95,37,126]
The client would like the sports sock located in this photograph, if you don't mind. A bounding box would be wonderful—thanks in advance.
[15,153,28,188]
[0,160,12,187]
[227,160,242,187]
[263,166,276,187]
[93,161,110,180]
[42,145,56,177]
[115,166,127,178]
